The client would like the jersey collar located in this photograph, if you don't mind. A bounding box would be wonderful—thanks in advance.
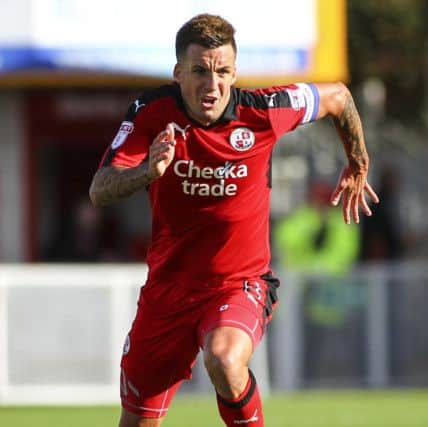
[173,83,238,126]
[221,87,238,122]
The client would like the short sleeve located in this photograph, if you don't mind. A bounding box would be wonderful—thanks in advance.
[99,99,152,169]
[268,83,320,138]
[285,83,320,124]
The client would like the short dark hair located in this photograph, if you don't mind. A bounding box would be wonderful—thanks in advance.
[175,14,237,61]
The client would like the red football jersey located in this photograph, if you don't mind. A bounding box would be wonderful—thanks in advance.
[100,83,319,303]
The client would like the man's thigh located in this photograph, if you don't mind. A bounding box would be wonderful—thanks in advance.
[120,298,200,418]
[197,274,279,350]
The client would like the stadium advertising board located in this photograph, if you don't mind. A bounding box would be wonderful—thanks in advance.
[0,0,347,85]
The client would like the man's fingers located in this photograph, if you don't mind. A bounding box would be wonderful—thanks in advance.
[153,123,176,146]
[342,191,351,224]
[359,192,372,217]
[154,152,169,162]
[153,130,169,144]
[165,122,175,142]
[332,171,379,224]
[150,141,174,163]
[365,182,380,204]
[330,185,344,206]
[151,141,171,155]
[351,193,360,224]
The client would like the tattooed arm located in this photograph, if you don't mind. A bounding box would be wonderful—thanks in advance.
[314,82,379,224]
[90,163,154,207]
[90,123,176,207]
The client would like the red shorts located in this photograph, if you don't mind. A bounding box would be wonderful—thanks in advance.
[120,273,279,418]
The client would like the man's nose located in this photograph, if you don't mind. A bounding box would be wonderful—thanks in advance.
[205,72,219,90]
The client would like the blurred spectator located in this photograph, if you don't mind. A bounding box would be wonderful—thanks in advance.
[43,198,122,262]
[360,166,407,382]
[274,180,363,382]
[360,166,403,261]
[274,180,360,276]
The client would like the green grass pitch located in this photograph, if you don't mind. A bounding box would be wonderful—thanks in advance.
[1,391,427,427]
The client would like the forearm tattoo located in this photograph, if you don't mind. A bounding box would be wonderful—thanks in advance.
[90,164,153,206]
[333,95,369,171]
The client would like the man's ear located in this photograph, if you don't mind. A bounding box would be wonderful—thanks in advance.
[173,63,181,83]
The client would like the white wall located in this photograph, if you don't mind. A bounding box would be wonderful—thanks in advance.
[0,93,25,261]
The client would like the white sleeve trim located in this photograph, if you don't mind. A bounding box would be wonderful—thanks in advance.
[286,83,320,124]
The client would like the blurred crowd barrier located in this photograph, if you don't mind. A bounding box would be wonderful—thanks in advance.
[271,112,428,262]
[1,261,427,406]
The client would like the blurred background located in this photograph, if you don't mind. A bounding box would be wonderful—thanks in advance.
[0,0,428,414]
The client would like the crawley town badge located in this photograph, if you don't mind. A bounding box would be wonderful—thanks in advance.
[229,128,255,151]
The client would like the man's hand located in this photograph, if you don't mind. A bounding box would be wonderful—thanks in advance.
[148,123,176,179]
[331,166,379,224]
[89,123,177,207]
[311,82,379,224]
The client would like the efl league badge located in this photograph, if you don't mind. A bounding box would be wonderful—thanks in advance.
[229,127,255,152]
[111,121,134,149]
[122,334,131,355]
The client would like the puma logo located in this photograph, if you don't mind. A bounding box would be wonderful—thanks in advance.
[134,99,146,113]
[264,93,277,107]
[172,122,190,140]
[234,409,259,424]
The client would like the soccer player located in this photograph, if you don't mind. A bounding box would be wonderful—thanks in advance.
[89,14,379,427]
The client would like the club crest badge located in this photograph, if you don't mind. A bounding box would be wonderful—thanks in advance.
[229,128,255,152]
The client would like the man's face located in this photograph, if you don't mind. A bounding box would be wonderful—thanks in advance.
[174,43,237,126]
